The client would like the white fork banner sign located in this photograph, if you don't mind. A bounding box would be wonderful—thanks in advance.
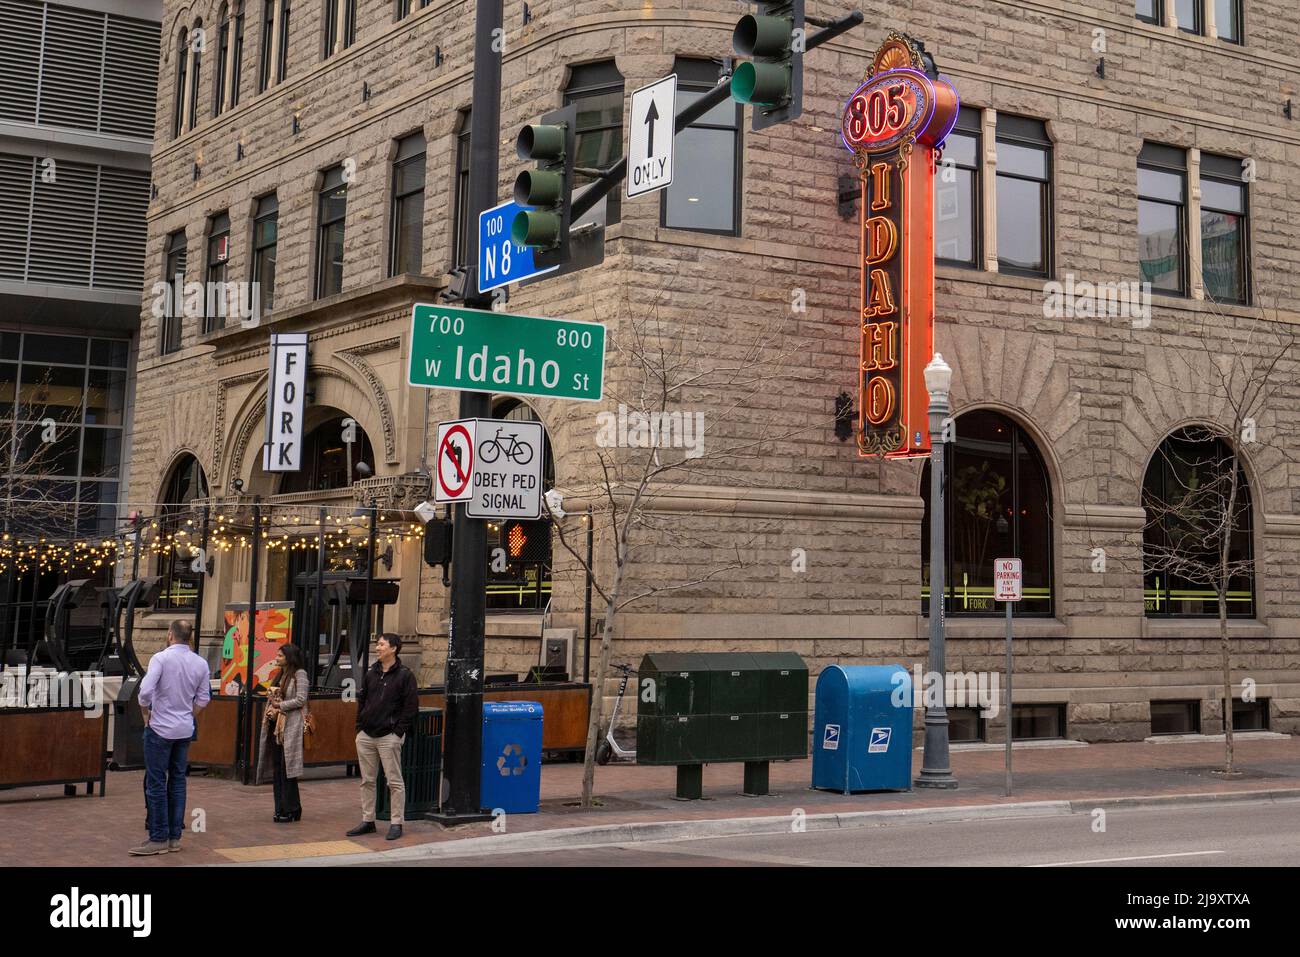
[262,332,308,472]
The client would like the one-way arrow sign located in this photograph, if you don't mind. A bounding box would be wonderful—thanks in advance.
[627,74,676,199]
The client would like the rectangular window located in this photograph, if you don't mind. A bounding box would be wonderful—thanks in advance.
[204,212,231,333]
[995,115,1051,277]
[1230,697,1268,731]
[344,0,356,46]
[1011,704,1065,741]
[390,133,426,276]
[230,3,245,106]
[324,0,338,56]
[252,193,278,312]
[451,109,473,269]
[935,106,981,267]
[1138,143,1187,296]
[258,0,274,91]
[173,31,188,137]
[1151,700,1200,735]
[662,59,741,236]
[277,0,291,82]
[1200,152,1249,304]
[1175,0,1201,33]
[187,35,202,129]
[1136,0,1161,24]
[1216,0,1242,42]
[214,12,230,116]
[947,707,986,743]
[566,61,625,225]
[317,166,347,298]
[161,230,186,355]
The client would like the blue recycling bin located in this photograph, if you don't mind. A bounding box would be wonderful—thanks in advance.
[811,664,913,794]
[480,701,544,813]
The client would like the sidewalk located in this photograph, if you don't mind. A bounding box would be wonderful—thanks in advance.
[2,736,1297,866]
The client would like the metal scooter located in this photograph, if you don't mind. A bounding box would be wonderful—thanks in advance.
[595,663,636,764]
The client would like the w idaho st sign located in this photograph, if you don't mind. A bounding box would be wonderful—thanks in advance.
[408,304,605,402]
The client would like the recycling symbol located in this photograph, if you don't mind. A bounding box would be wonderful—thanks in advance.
[496,743,527,777]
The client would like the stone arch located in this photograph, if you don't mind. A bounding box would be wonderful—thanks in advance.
[223,363,394,491]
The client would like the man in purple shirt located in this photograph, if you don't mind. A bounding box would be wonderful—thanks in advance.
[131,620,211,856]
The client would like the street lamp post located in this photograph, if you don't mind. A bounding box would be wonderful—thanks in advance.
[916,353,958,789]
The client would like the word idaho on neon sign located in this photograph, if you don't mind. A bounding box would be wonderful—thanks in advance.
[841,34,958,458]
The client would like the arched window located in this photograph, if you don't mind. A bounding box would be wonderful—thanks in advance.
[158,455,209,610]
[1143,426,1254,617]
[214,4,230,116]
[279,415,374,493]
[187,20,204,129]
[921,410,1053,616]
[172,28,188,138]
[485,400,553,611]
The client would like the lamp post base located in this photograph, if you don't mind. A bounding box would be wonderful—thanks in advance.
[914,771,959,790]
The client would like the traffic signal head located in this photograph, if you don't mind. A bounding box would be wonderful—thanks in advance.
[511,104,576,268]
[731,0,804,130]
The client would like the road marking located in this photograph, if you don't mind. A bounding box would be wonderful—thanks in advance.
[1029,850,1225,867]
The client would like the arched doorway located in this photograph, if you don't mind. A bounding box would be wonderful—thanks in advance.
[278,414,375,493]
[486,399,553,611]
[920,409,1053,616]
[1142,426,1254,617]
[157,454,209,610]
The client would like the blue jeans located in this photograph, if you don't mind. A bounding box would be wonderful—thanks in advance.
[143,726,191,843]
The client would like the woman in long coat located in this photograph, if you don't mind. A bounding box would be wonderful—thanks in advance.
[256,644,308,821]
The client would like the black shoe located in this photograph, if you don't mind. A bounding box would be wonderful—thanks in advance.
[274,811,301,823]
[346,821,376,837]
[386,824,403,841]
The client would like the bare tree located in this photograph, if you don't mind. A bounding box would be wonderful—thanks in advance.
[1129,284,1296,774]
[545,291,813,807]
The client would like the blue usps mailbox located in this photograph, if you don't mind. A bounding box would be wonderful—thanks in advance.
[478,200,558,293]
[811,665,913,794]
[480,701,544,813]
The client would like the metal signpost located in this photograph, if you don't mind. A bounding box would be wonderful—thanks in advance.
[407,304,605,402]
[626,74,676,198]
[477,199,558,293]
[994,557,1022,795]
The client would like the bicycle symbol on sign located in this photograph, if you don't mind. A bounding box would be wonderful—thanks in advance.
[478,428,534,466]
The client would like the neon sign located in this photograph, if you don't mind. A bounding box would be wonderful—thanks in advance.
[842,35,958,458]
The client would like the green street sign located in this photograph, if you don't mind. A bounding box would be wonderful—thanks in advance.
[408,304,605,402]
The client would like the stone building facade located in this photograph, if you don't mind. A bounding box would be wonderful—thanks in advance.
[136,0,1300,741]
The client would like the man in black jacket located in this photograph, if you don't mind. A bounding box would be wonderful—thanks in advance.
[347,634,419,840]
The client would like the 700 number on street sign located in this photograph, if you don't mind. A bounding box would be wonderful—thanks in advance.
[408,304,605,402]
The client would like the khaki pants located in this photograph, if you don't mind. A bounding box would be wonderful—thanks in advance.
[355,731,405,824]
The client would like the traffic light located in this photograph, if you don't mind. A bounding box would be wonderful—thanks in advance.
[730,0,804,130]
[511,103,576,269]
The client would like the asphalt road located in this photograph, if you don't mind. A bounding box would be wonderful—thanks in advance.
[391,797,1300,867]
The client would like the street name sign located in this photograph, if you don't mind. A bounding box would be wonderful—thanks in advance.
[994,558,1023,602]
[434,419,476,504]
[408,304,605,402]
[466,418,543,519]
[478,199,558,293]
[627,74,676,198]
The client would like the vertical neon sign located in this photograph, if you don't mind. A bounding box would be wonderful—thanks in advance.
[842,34,958,458]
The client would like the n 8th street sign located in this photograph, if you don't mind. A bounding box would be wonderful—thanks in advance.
[408,304,605,402]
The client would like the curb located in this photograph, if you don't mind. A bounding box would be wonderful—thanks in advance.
[253,786,1300,866]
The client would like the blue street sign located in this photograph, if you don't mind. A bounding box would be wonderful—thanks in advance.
[478,199,558,294]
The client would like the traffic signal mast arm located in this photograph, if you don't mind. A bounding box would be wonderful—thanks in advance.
[569,10,864,222]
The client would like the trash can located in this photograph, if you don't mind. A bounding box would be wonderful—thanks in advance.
[377,708,443,821]
[480,701,543,814]
[811,664,912,794]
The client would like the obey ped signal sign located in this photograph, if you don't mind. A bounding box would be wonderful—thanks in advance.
[842,34,958,459]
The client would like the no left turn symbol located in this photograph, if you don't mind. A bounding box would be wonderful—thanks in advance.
[435,420,476,503]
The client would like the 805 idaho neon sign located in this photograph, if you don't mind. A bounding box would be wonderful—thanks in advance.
[841,35,958,459]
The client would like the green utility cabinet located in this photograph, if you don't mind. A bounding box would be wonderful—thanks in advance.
[636,651,808,799]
